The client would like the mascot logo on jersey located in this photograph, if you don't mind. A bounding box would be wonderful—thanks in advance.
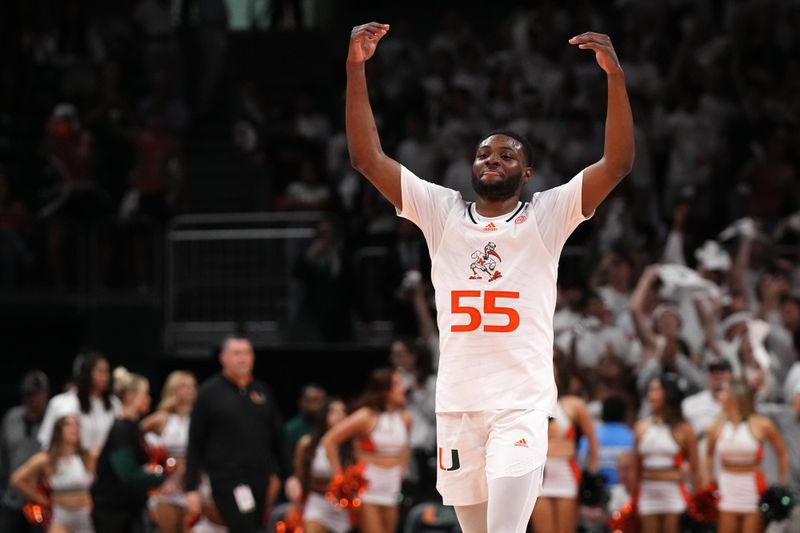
[469,242,503,282]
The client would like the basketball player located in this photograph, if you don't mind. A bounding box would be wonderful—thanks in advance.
[345,22,633,533]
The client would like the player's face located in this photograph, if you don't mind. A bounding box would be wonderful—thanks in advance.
[471,135,531,201]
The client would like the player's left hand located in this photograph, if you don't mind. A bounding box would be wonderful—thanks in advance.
[569,32,623,76]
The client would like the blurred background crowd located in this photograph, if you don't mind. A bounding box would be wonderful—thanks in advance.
[1,0,800,531]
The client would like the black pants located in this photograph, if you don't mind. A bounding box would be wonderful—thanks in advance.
[92,506,146,533]
[210,475,268,533]
[0,505,41,533]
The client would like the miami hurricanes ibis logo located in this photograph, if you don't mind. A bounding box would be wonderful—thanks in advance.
[469,242,503,282]
[439,448,461,471]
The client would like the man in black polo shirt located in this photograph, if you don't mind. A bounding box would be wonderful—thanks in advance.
[184,334,295,531]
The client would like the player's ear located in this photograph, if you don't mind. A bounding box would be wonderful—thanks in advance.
[522,166,533,185]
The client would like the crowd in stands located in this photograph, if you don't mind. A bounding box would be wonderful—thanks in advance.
[1,0,800,531]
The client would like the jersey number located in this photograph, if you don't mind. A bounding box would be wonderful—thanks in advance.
[450,290,520,333]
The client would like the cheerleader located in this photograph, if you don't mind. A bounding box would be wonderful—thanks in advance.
[322,368,412,533]
[141,371,197,533]
[295,398,351,533]
[12,415,96,533]
[706,379,788,533]
[531,358,598,533]
[634,374,699,533]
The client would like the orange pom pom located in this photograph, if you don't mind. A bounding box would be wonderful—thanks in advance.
[326,462,370,526]
[275,506,304,533]
[687,483,720,524]
[608,500,639,533]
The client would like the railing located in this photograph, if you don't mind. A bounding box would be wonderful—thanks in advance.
[164,212,322,356]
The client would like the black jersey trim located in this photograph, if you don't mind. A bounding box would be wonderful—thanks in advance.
[467,202,478,224]
[505,202,526,222]
[468,202,526,224]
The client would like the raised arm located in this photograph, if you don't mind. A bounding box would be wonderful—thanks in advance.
[569,32,634,217]
[346,22,402,209]
[321,407,374,476]
[692,296,723,357]
[629,265,659,350]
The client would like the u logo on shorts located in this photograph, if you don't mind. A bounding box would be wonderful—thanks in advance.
[439,448,461,471]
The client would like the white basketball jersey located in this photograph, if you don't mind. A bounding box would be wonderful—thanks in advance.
[398,165,590,413]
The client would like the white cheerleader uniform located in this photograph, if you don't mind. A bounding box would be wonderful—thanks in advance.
[303,445,350,533]
[716,420,766,513]
[358,411,409,506]
[49,454,95,533]
[541,401,581,498]
[153,413,190,507]
[637,421,689,516]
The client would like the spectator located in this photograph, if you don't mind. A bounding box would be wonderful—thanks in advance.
[292,89,331,146]
[12,415,95,533]
[188,0,229,117]
[396,113,438,181]
[184,334,297,532]
[556,290,629,370]
[0,371,50,533]
[282,160,331,211]
[292,217,352,342]
[592,249,635,324]
[630,267,706,396]
[284,384,327,457]
[0,173,32,287]
[682,358,734,439]
[579,395,634,488]
[92,368,166,532]
[39,352,121,454]
[40,103,95,207]
[133,0,179,73]
[119,109,183,224]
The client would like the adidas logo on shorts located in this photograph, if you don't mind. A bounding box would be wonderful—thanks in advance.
[514,438,528,448]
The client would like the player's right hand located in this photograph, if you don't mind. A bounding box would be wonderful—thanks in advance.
[348,22,389,64]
